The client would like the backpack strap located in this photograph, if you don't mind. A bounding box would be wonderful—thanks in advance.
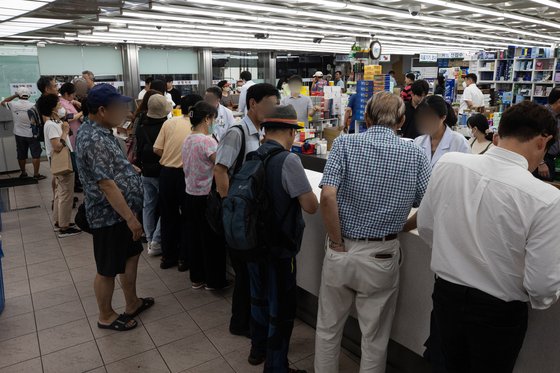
[232,125,246,175]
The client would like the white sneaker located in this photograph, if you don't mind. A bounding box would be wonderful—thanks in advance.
[147,241,162,256]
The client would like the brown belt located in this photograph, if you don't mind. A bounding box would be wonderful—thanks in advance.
[353,233,398,242]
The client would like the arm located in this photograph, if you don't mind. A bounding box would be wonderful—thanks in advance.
[238,88,247,113]
[299,191,318,215]
[465,99,474,109]
[538,160,550,179]
[214,164,230,198]
[153,122,166,157]
[321,186,343,249]
[524,199,560,309]
[153,148,163,157]
[98,179,143,241]
[0,94,18,106]
[49,122,70,153]
[403,212,417,232]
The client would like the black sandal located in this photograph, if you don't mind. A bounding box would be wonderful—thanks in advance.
[124,297,155,318]
[97,314,137,331]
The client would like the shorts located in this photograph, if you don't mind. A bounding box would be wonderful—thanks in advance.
[92,221,143,277]
[15,135,42,160]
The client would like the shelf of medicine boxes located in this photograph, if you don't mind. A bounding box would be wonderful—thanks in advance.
[477,56,560,101]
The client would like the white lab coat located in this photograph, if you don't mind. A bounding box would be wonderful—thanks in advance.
[414,126,471,168]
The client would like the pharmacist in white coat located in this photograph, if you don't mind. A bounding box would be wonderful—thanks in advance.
[459,73,484,114]
[414,95,470,168]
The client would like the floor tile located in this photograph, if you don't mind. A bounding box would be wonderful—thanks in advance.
[0,294,33,320]
[287,323,316,363]
[1,256,26,270]
[65,252,95,269]
[158,332,220,373]
[0,357,42,373]
[188,299,231,331]
[27,258,69,279]
[35,299,86,330]
[136,277,171,298]
[293,350,361,373]
[81,291,126,317]
[41,341,103,373]
[31,283,80,310]
[174,288,222,311]
[222,345,264,373]
[138,294,184,324]
[144,312,201,346]
[3,266,28,285]
[69,264,97,283]
[38,318,94,355]
[0,312,36,342]
[29,270,73,294]
[3,280,30,300]
[0,333,40,369]
[203,322,251,355]
[96,327,155,364]
[24,249,63,267]
[105,349,170,373]
[183,357,235,373]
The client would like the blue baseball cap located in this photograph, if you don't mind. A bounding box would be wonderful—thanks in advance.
[87,84,132,110]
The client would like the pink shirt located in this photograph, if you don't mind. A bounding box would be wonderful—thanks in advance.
[182,133,218,196]
[59,97,80,149]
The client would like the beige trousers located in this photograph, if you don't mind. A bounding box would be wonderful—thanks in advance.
[53,172,75,228]
[314,238,401,373]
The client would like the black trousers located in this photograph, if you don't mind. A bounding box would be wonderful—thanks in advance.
[432,278,528,373]
[229,248,251,333]
[159,167,188,263]
[184,193,227,288]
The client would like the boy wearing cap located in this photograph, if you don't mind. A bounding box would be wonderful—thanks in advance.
[76,84,154,332]
[247,104,319,372]
[1,87,46,179]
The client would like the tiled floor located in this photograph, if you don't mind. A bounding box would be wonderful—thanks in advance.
[0,167,361,373]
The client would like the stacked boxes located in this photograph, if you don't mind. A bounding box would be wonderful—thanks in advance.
[373,74,390,93]
[355,80,374,121]
[363,64,382,80]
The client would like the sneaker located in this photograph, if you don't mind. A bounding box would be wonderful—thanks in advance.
[54,223,77,232]
[205,279,233,291]
[177,260,189,272]
[58,227,82,238]
[248,353,266,366]
[192,282,206,290]
[147,241,162,256]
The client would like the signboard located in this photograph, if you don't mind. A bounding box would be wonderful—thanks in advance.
[437,52,465,59]
[419,53,438,62]
[379,54,391,62]
[9,83,39,97]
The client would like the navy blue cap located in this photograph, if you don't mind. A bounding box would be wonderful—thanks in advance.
[87,84,132,109]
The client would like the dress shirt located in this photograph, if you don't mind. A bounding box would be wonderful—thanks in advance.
[320,126,431,239]
[215,115,261,175]
[214,104,236,142]
[414,126,471,168]
[237,80,256,115]
[418,147,560,309]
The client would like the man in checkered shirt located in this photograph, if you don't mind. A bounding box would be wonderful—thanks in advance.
[314,91,431,373]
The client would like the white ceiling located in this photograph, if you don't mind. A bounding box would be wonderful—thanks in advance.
[2,0,560,54]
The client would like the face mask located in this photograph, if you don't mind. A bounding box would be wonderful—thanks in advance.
[57,107,66,118]
[462,82,467,88]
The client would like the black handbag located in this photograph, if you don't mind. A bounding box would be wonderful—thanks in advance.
[74,202,92,234]
[205,188,224,235]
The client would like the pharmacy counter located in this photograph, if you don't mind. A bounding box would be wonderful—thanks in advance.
[296,162,560,373]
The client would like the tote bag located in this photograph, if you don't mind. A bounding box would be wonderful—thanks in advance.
[50,146,74,176]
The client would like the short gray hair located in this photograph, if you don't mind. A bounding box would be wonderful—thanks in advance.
[365,91,405,128]
[82,70,94,80]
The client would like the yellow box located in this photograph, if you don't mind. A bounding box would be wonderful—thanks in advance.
[364,65,382,74]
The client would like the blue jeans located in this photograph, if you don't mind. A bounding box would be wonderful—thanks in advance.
[142,176,161,243]
[248,256,297,372]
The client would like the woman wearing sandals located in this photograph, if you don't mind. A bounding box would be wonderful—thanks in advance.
[182,101,231,291]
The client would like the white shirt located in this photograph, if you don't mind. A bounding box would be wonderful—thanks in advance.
[44,119,73,159]
[5,100,34,138]
[214,104,236,142]
[138,89,147,100]
[237,80,256,115]
[417,147,560,309]
[460,84,484,113]
[414,126,471,168]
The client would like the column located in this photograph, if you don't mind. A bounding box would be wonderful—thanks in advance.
[197,48,213,92]
[121,43,141,99]
[258,51,277,85]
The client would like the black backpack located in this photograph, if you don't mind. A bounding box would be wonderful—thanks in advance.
[222,147,285,251]
[28,105,44,142]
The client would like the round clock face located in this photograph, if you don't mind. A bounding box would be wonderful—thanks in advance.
[370,41,382,60]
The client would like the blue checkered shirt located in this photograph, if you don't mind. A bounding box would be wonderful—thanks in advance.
[320,126,431,239]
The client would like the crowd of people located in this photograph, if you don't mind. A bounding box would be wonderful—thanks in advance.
[3,66,560,373]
